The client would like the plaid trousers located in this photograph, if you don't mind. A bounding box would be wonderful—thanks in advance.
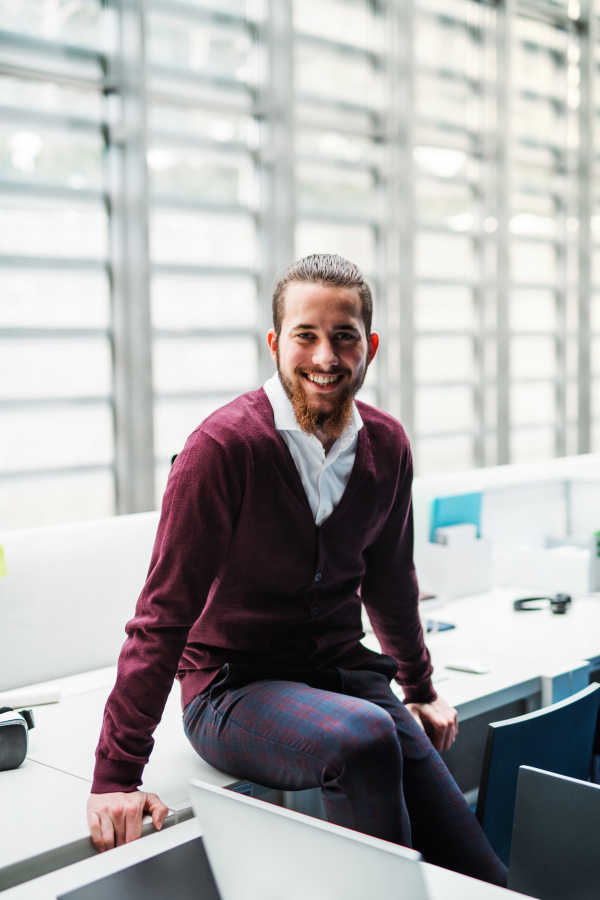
[183,662,507,887]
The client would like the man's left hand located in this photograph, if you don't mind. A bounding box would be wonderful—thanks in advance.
[405,696,458,752]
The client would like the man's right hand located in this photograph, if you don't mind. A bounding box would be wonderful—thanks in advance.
[87,791,169,852]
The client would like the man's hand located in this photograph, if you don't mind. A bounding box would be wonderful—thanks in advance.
[87,791,169,853]
[405,695,458,752]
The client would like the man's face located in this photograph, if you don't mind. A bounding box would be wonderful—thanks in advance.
[267,282,379,439]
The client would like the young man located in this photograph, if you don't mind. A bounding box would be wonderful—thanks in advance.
[88,255,506,886]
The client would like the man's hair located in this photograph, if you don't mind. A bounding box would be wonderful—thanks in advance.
[272,254,373,338]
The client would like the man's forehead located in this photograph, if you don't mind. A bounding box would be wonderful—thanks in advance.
[283,282,362,324]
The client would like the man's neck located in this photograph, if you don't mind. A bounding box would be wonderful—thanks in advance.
[312,427,336,456]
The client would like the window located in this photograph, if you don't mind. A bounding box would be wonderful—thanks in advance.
[1,0,597,528]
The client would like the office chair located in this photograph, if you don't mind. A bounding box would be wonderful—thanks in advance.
[475,682,600,867]
[508,766,600,900]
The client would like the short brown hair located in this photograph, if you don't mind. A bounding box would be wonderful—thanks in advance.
[272,254,373,338]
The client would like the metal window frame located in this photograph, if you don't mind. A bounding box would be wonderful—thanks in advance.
[2,0,600,524]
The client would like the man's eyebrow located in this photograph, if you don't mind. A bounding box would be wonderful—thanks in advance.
[290,323,360,331]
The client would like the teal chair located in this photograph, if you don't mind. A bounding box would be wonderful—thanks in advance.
[475,682,600,867]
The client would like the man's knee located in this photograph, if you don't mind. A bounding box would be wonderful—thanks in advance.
[333,700,400,771]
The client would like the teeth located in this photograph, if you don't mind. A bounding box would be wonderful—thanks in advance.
[307,373,341,385]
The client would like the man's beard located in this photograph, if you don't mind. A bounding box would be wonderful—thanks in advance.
[276,349,367,442]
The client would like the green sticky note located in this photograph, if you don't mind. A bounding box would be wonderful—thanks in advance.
[0,545,7,578]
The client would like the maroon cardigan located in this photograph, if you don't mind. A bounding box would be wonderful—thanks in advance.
[92,388,435,793]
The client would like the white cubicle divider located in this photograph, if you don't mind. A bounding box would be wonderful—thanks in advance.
[0,511,160,692]
[412,453,600,593]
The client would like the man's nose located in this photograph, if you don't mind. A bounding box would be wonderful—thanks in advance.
[312,339,339,369]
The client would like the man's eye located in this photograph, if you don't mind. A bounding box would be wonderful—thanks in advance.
[297,333,314,339]
[337,332,356,340]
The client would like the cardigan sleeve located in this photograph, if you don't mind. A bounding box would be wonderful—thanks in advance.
[360,444,436,705]
[92,431,242,793]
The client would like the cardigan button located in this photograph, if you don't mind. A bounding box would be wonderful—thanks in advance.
[312,606,320,616]
[315,573,322,582]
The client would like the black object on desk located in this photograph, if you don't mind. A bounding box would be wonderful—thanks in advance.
[0,707,35,772]
[57,837,222,900]
[513,593,572,615]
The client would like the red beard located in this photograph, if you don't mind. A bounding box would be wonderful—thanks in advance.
[277,358,365,442]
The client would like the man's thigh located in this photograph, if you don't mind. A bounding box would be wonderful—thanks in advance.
[183,675,399,790]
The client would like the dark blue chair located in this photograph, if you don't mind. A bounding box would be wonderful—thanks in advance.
[475,682,600,867]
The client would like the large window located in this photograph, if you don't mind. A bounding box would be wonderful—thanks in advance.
[0,0,114,528]
[1,0,598,530]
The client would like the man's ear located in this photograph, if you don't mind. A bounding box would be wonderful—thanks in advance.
[368,331,380,364]
[267,329,278,364]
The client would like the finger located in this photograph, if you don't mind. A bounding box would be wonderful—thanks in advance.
[89,811,107,853]
[436,719,453,752]
[452,715,459,743]
[110,803,128,848]
[443,724,454,751]
[124,799,144,844]
[98,811,116,852]
[146,793,169,831]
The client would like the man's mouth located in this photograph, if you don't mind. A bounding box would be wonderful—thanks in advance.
[303,372,343,386]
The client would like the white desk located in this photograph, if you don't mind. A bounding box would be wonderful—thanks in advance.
[0,668,239,889]
[0,760,91,875]
[362,632,545,722]
[3,586,597,891]
[0,816,523,900]
[425,586,600,667]
[25,669,235,806]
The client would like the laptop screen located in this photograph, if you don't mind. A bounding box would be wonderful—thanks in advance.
[190,778,428,900]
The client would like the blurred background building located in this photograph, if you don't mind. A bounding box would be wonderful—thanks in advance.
[0,0,598,529]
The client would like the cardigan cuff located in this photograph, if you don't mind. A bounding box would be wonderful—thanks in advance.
[401,677,438,705]
[91,758,145,794]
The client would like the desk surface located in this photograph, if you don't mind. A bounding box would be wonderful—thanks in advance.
[0,668,237,879]
[0,817,523,900]
[27,669,235,806]
[4,585,597,888]
[425,586,600,669]
[0,760,92,873]
[363,632,544,722]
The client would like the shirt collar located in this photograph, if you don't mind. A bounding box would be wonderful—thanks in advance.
[263,371,363,449]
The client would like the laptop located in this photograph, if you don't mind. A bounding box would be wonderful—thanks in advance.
[508,766,600,900]
[190,778,429,900]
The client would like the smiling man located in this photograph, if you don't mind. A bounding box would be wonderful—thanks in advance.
[88,255,506,886]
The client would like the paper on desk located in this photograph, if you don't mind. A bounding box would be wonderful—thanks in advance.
[0,686,61,708]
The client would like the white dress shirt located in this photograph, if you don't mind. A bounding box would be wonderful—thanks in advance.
[263,372,363,524]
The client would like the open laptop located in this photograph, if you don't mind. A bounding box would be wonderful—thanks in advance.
[190,778,429,900]
[508,766,600,900]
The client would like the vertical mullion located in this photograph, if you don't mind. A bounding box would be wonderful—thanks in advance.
[106,0,155,513]
[380,0,402,420]
[578,0,594,453]
[257,0,295,382]
[496,0,513,465]
[398,0,415,442]
[556,139,569,456]
[473,1,486,468]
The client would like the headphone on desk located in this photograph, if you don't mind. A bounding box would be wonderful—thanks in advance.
[513,593,572,615]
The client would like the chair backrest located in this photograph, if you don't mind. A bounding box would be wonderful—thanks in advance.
[508,766,600,900]
[475,682,600,866]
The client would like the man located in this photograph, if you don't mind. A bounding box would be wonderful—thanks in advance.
[88,255,506,886]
